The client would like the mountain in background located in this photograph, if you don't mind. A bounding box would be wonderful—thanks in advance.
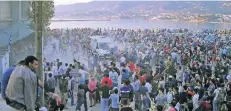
[55,1,231,18]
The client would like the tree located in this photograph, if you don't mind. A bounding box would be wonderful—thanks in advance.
[28,1,54,106]
[28,1,54,29]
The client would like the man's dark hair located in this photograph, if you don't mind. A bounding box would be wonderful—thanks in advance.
[104,81,108,84]
[122,69,126,73]
[194,88,198,94]
[171,100,177,107]
[18,60,25,65]
[114,88,118,94]
[24,56,38,66]
[78,84,82,89]
[183,85,188,90]
[202,61,205,64]
[125,80,130,86]
[72,65,75,69]
[48,73,52,78]
[65,63,68,66]
[59,104,65,111]
[157,105,163,111]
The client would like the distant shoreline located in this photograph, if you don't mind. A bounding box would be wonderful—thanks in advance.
[51,18,231,24]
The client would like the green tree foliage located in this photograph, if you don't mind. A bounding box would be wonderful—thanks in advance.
[28,1,54,29]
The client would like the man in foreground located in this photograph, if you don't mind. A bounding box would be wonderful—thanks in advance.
[6,56,39,111]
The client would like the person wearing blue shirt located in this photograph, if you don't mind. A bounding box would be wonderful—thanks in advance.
[121,69,129,82]
[1,60,24,99]
[109,88,119,111]
[222,48,228,59]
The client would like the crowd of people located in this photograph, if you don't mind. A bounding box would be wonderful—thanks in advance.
[1,27,231,111]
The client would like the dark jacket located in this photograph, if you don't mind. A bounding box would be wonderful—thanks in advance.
[100,84,110,98]
[59,78,68,93]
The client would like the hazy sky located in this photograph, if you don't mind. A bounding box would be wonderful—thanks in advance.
[54,0,221,6]
[54,0,92,6]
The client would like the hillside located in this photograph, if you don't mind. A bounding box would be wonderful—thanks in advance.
[55,1,231,18]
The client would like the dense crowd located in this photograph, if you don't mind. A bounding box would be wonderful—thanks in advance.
[42,28,231,111]
[2,27,231,111]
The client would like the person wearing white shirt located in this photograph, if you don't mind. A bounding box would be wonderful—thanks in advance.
[158,77,165,89]
[58,62,64,75]
[63,63,69,74]
[110,70,119,87]
[145,81,152,93]
[52,63,58,83]
[192,89,199,111]
[117,74,122,90]
[120,56,126,63]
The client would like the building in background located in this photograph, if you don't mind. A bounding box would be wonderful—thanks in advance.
[0,1,33,81]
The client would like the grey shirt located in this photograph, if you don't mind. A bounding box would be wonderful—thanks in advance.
[47,77,56,89]
[6,66,37,111]
[155,94,167,106]
[70,68,78,77]
[77,89,85,102]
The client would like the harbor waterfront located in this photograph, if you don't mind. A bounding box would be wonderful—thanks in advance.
[50,19,231,30]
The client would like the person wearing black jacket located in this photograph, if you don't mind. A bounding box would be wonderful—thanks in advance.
[179,85,189,110]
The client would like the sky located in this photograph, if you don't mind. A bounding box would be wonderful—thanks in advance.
[54,0,229,6]
[54,0,92,6]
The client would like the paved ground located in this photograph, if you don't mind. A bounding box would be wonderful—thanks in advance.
[0,38,133,111]
[0,94,102,111]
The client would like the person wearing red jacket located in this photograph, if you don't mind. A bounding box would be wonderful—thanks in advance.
[101,74,112,88]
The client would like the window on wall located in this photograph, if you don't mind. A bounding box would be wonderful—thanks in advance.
[20,1,29,20]
[0,1,12,20]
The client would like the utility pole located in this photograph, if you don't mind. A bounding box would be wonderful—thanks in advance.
[35,1,44,106]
